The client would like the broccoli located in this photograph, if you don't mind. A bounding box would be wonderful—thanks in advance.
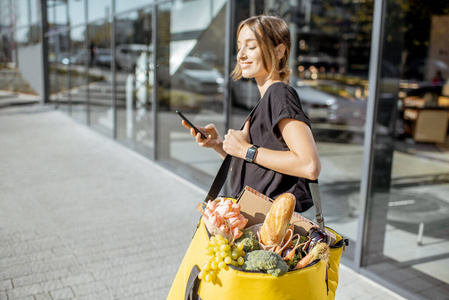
[241,250,289,277]
[235,229,259,252]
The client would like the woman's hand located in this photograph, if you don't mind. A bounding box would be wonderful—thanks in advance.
[223,118,252,159]
[182,120,226,158]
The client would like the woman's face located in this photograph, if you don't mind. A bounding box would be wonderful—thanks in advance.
[237,25,269,83]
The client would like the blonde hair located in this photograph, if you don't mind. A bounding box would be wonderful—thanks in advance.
[231,15,291,84]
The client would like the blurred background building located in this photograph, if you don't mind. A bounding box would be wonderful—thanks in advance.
[0,0,448,299]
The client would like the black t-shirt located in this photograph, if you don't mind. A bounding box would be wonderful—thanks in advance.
[230,81,313,212]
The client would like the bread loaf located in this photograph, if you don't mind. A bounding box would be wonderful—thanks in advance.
[259,193,296,246]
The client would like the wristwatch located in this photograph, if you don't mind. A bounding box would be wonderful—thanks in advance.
[245,145,259,163]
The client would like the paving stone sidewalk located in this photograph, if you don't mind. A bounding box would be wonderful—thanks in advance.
[0,105,405,300]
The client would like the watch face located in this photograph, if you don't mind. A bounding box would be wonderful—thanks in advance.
[245,146,257,162]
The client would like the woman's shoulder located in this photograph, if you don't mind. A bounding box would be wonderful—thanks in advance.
[266,81,288,92]
[265,81,299,101]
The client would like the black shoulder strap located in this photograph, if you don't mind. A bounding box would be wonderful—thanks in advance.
[204,154,232,202]
[204,101,262,203]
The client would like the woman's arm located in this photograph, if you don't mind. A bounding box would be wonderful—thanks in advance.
[223,118,321,180]
[256,118,321,179]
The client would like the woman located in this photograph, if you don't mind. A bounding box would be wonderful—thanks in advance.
[182,15,321,212]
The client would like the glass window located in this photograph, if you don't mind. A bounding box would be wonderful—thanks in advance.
[69,0,86,27]
[87,20,113,137]
[30,0,38,25]
[48,29,71,113]
[363,0,449,297]
[115,8,153,155]
[47,1,55,29]
[0,0,11,62]
[155,0,226,188]
[0,0,10,26]
[55,1,69,27]
[115,0,152,15]
[88,0,112,23]
[29,22,41,44]
[14,0,29,27]
[0,28,12,63]
[46,0,69,28]
[15,27,29,46]
[69,25,88,123]
[48,34,60,104]
[30,0,41,45]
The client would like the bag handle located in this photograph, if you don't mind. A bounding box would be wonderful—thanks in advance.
[308,179,325,230]
[185,265,201,300]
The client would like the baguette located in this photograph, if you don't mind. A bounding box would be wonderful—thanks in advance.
[259,193,296,246]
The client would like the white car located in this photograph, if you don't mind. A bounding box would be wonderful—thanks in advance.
[95,48,112,67]
[174,56,224,94]
[116,44,152,72]
[232,77,340,122]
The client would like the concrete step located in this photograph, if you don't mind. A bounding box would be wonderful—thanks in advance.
[0,90,40,108]
[54,95,126,107]
[0,91,18,99]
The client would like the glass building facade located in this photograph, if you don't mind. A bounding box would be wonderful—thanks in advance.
[2,0,449,299]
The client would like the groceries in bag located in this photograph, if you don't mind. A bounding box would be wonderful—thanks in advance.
[197,192,332,280]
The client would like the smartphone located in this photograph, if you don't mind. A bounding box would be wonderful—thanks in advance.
[176,110,207,139]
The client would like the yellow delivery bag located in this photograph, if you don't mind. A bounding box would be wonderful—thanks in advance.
[167,183,346,300]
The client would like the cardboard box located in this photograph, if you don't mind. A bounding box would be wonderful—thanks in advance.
[237,186,337,245]
[413,109,449,143]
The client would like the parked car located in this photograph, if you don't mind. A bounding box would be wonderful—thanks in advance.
[173,56,224,94]
[116,44,152,72]
[58,52,79,65]
[232,77,343,123]
[94,48,112,67]
[292,78,340,121]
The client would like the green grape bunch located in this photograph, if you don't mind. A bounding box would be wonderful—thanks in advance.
[198,234,245,282]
